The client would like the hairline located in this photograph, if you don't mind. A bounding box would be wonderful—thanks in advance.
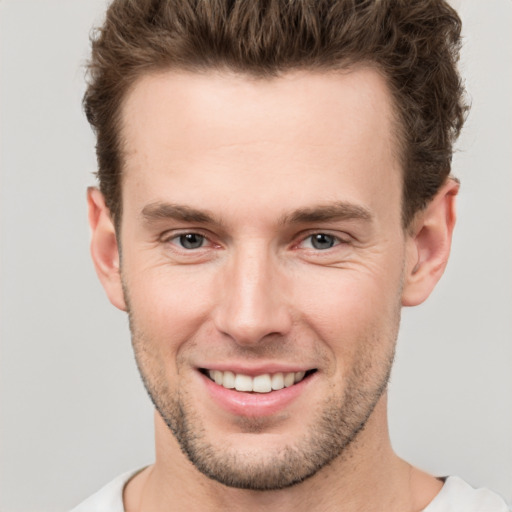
[112,62,409,235]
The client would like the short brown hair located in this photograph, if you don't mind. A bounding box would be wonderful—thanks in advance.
[84,0,468,227]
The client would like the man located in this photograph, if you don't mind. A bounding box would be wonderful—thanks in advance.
[73,0,509,510]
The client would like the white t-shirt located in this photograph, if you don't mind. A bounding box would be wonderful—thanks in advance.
[70,470,510,512]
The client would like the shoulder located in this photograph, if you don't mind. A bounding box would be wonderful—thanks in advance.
[424,476,510,512]
[70,468,145,512]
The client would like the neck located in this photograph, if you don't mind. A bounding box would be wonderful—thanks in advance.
[124,395,441,512]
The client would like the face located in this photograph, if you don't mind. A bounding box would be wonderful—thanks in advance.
[116,68,408,489]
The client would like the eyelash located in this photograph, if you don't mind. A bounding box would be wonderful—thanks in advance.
[163,231,350,252]
[296,232,348,251]
[164,231,214,251]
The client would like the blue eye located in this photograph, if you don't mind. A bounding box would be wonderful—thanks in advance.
[308,233,337,250]
[178,233,205,249]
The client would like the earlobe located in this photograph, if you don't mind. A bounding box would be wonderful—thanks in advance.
[87,187,127,311]
[401,178,459,307]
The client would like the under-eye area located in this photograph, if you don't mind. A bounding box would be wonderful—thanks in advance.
[200,369,317,393]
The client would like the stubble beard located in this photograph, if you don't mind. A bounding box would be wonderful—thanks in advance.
[160,367,394,491]
[127,315,398,491]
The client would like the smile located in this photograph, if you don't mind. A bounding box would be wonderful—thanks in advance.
[201,369,316,393]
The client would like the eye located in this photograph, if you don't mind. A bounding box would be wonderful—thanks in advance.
[174,233,207,250]
[301,233,340,250]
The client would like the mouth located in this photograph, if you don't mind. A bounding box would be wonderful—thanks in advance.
[200,368,317,393]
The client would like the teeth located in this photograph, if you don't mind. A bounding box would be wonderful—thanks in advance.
[271,372,284,390]
[213,370,223,385]
[234,374,253,392]
[207,369,310,393]
[284,372,295,387]
[222,370,235,389]
[252,374,272,393]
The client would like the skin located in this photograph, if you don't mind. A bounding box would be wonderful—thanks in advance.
[88,67,458,511]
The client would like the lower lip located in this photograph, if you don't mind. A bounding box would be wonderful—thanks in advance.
[200,372,314,417]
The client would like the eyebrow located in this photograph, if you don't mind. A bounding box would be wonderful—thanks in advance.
[141,203,219,224]
[280,202,373,225]
[141,200,372,226]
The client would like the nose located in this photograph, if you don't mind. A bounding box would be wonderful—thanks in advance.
[212,245,292,346]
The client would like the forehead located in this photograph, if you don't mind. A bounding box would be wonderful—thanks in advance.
[119,67,401,226]
[121,67,398,156]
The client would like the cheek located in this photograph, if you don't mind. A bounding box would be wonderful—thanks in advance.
[123,262,216,354]
[294,264,403,354]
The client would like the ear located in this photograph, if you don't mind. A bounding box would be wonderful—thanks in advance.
[87,187,127,311]
[401,178,459,307]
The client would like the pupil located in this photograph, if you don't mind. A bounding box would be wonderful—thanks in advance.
[180,233,203,249]
[312,233,335,250]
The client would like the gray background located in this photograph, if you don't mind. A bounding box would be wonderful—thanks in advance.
[0,1,510,510]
